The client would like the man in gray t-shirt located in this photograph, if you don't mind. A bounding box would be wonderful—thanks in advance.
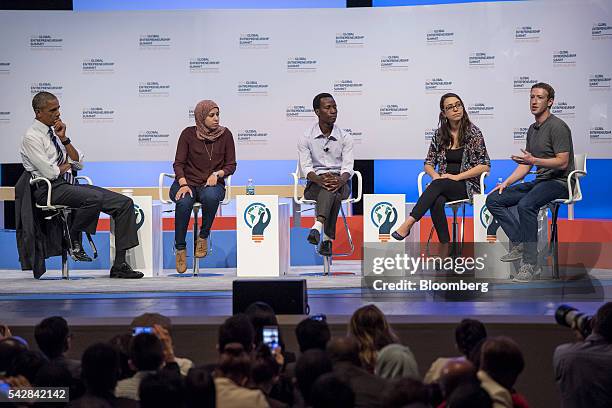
[486,82,575,282]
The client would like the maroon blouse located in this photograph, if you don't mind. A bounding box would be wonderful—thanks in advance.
[173,126,237,186]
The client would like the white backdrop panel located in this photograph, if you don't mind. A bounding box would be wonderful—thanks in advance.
[0,1,610,162]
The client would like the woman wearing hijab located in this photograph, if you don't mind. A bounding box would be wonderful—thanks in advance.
[171,100,236,273]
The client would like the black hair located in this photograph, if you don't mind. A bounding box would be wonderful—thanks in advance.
[313,93,334,111]
[296,318,331,353]
[35,316,70,359]
[455,319,487,357]
[218,314,255,353]
[32,92,57,112]
[81,343,121,394]
[129,333,164,371]
[531,82,555,100]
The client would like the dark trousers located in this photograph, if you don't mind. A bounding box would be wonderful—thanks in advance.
[410,178,467,243]
[304,181,351,240]
[485,180,568,264]
[33,179,139,251]
[169,181,225,250]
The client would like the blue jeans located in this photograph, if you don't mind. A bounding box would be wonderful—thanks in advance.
[169,181,225,250]
[485,180,567,264]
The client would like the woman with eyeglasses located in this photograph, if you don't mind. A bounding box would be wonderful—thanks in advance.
[392,93,490,244]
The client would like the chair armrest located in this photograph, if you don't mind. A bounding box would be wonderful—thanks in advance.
[352,171,363,204]
[29,177,52,207]
[417,171,428,197]
[291,172,302,204]
[158,173,175,204]
[74,176,93,185]
[479,172,489,193]
[565,170,587,203]
[221,175,232,205]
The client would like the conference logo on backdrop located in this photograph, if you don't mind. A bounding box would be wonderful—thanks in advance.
[343,127,363,144]
[515,26,541,41]
[30,82,63,96]
[139,34,171,49]
[82,107,115,123]
[379,104,408,120]
[138,130,169,146]
[334,80,363,95]
[82,58,115,74]
[551,101,576,118]
[553,50,577,67]
[589,74,611,90]
[468,52,495,68]
[371,202,398,242]
[286,105,315,121]
[0,111,10,124]
[592,23,612,39]
[467,103,495,120]
[244,203,271,243]
[188,107,195,121]
[335,32,365,48]
[236,129,269,145]
[380,55,410,71]
[513,76,538,92]
[426,28,454,45]
[424,128,437,141]
[239,33,270,49]
[138,81,170,97]
[189,57,221,73]
[30,34,63,50]
[133,204,145,231]
[238,81,269,96]
[512,127,528,143]
[287,57,318,73]
[425,78,452,93]
[0,62,10,74]
[479,205,501,242]
[589,126,612,142]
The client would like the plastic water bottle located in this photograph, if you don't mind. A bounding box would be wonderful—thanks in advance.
[246,178,255,195]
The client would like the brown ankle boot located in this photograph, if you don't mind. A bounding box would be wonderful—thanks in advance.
[176,249,187,273]
[195,237,208,258]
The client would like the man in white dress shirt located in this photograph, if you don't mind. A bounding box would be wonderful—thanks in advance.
[297,93,354,257]
[21,92,143,279]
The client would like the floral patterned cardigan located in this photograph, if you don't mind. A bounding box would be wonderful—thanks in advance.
[424,123,491,200]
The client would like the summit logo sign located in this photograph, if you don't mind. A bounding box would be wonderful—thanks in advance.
[239,33,270,48]
[30,34,63,50]
[238,81,269,96]
[189,57,221,73]
[425,128,437,141]
[551,101,576,118]
[592,23,612,39]
[553,50,577,67]
[139,34,171,49]
[82,58,115,74]
[237,129,269,145]
[513,127,528,142]
[138,82,170,97]
[138,130,169,146]
[287,57,318,72]
[379,104,408,120]
[589,74,611,89]
[513,76,538,91]
[82,107,115,122]
[0,62,10,74]
[425,78,452,92]
[468,103,495,119]
[469,52,495,68]
[380,55,409,71]
[427,29,454,45]
[286,105,315,121]
[334,80,363,95]
[30,82,63,96]
[590,126,612,142]
[515,26,541,41]
[335,32,365,47]
[0,111,10,124]
[343,128,364,144]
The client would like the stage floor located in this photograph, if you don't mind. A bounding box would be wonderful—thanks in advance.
[1,261,611,325]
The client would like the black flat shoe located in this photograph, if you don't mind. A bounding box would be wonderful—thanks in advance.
[307,229,321,245]
[391,230,410,241]
[110,262,144,279]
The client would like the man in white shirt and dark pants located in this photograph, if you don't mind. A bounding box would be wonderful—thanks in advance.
[21,92,143,279]
[297,93,354,257]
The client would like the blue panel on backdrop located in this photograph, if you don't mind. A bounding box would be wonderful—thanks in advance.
[375,159,612,219]
[74,0,346,11]
[81,160,298,187]
[373,0,522,6]
[291,228,324,266]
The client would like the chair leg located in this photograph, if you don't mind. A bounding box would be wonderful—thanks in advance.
[323,256,331,276]
[551,204,560,279]
[450,206,459,258]
[192,206,200,277]
[60,211,71,280]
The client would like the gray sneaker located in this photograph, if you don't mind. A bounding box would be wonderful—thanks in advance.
[500,243,523,262]
[512,262,541,283]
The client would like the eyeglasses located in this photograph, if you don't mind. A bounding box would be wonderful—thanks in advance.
[443,102,463,112]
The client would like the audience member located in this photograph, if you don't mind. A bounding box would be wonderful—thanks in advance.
[375,343,420,380]
[131,313,194,376]
[214,342,269,408]
[6,350,47,384]
[138,370,184,408]
[294,349,333,408]
[425,318,487,383]
[251,345,288,408]
[34,361,83,402]
[554,301,612,408]
[381,377,430,408]
[296,318,331,353]
[109,333,136,381]
[438,359,478,400]
[446,383,493,408]
[218,313,256,353]
[478,336,524,408]
[115,333,164,400]
[0,337,28,375]
[310,372,354,408]
[327,336,388,408]
[184,366,216,408]
[349,304,399,372]
[35,316,81,380]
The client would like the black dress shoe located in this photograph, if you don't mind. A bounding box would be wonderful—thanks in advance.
[391,230,410,241]
[319,240,333,257]
[307,229,321,245]
[110,262,144,279]
[71,241,93,262]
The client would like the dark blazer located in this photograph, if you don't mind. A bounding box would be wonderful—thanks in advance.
[334,361,388,408]
[15,170,63,279]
